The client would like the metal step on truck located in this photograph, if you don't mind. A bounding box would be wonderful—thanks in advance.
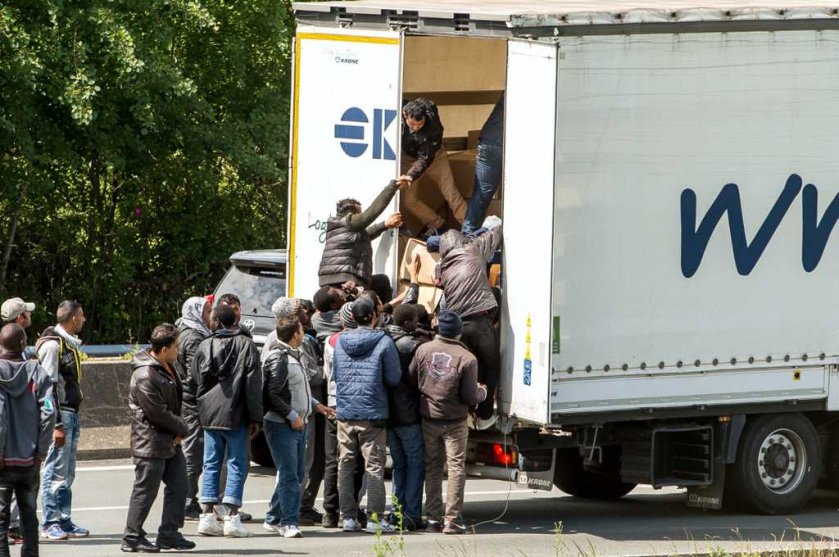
[286,0,839,514]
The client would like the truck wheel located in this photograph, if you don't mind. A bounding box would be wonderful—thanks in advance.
[725,413,819,514]
[250,430,275,468]
[553,447,636,500]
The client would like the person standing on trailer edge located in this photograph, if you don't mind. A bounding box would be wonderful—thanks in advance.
[462,93,504,236]
[318,181,407,289]
[436,223,503,430]
[399,97,468,237]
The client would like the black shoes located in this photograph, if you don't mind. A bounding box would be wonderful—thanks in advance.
[322,513,340,528]
[299,507,323,526]
[121,537,160,553]
[156,536,197,551]
[183,500,201,522]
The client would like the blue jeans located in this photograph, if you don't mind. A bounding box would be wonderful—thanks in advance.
[200,427,249,507]
[462,143,503,235]
[41,410,81,526]
[387,424,424,525]
[264,420,306,526]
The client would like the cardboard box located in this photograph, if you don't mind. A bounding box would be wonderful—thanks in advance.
[448,150,477,199]
[485,199,503,218]
[399,238,439,285]
[396,281,444,314]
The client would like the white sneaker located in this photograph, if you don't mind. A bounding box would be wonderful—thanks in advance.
[279,525,303,538]
[342,518,361,532]
[197,513,224,536]
[223,514,252,538]
[474,415,498,431]
[365,520,396,534]
[262,521,281,533]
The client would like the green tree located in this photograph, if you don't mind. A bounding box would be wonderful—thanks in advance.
[0,0,293,342]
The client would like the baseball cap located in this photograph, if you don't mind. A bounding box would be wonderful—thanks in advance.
[1,298,35,322]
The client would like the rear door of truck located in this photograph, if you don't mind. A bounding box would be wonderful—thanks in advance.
[288,27,403,298]
[499,39,558,426]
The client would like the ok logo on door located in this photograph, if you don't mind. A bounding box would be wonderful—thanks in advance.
[334,107,397,160]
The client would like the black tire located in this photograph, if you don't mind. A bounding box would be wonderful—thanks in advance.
[553,447,636,500]
[250,430,275,468]
[724,413,819,514]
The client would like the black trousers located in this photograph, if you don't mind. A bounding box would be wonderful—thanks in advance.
[301,412,326,510]
[0,467,39,557]
[124,446,187,544]
[181,410,203,504]
[461,314,501,419]
[323,415,364,516]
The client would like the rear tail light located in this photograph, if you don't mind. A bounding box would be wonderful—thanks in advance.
[475,442,517,466]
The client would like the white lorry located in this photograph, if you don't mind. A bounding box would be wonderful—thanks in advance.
[286,0,839,514]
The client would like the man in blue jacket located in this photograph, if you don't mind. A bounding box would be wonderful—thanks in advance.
[332,297,401,534]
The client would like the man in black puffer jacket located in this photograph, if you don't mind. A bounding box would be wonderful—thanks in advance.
[384,304,426,531]
[318,180,407,288]
[190,304,262,538]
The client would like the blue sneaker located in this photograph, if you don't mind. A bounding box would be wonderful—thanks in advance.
[40,523,68,541]
[60,521,89,538]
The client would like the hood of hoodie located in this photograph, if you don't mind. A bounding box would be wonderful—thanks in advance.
[339,328,387,358]
[384,324,410,343]
[439,230,467,258]
[208,328,248,378]
[0,359,35,398]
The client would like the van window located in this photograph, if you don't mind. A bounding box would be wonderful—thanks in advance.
[215,266,287,317]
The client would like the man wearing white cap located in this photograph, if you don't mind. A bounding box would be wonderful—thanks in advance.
[1,298,35,329]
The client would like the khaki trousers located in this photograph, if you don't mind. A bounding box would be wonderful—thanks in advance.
[401,150,468,230]
[337,420,388,521]
[422,419,468,523]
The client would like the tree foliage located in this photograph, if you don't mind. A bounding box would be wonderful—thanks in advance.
[0,0,293,342]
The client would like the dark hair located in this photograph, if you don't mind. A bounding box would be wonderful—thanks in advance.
[313,287,339,312]
[299,299,315,317]
[213,304,237,329]
[369,275,393,306]
[0,323,26,353]
[403,98,430,121]
[150,323,179,352]
[352,297,377,326]
[56,300,82,324]
[218,293,241,307]
[393,304,417,329]
[415,304,430,327]
[336,198,361,217]
[276,318,301,343]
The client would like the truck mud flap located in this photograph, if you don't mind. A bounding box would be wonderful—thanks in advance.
[685,445,726,510]
[518,448,555,491]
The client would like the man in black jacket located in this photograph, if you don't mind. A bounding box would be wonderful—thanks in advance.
[399,97,468,236]
[383,304,426,531]
[174,296,212,521]
[318,180,406,288]
[122,323,195,553]
[191,305,262,539]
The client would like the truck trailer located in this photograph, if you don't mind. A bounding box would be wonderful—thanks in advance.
[287,0,839,514]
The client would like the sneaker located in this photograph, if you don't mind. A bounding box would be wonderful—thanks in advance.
[155,535,196,550]
[41,523,69,541]
[342,518,361,532]
[223,514,251,538]
[322,513,339,528]
[474,415,498,431]
[120,537,160,553]
[299,507,323,526]
[263,521,282,533]
[197,514,224,537]
[279,525,303,539]
[61,520,90,538]
[184,501,201,522]
[238,510,253,522]
[8,527,22,545]
[443,521,466,535]
[365,520,396,535]
[425,520,442,533]
[357,508,368,528]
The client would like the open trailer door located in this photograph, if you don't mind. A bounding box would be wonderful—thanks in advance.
[499,39,558,426]
[288,27,403,298]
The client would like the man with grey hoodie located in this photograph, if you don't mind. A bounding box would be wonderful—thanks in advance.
[0,324,56,557]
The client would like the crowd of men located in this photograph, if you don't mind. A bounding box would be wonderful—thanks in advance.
[0,95,505,554]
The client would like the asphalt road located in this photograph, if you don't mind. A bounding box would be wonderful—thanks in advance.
[31,460,839,557]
